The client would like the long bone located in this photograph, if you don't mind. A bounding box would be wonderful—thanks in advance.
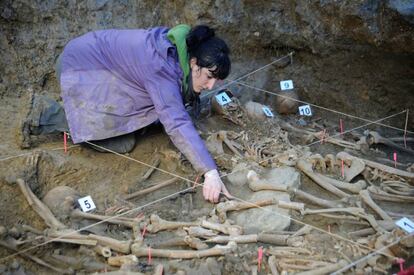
[107,255,138,267]
[153,236,208,250]
[0,239,72,274]
[366,131,414,155]
[268,255,279,275]
[200,220,243,236]
[297,159,350,198]
[184,226,217,239]
[295,259,348,275]
[16,178,66,230]
[302,207,388,233]
[47,229,132,254]
[247,170,288,192]
[359,190,393,221]
[216,198,303,222]
[71,209,143,228]
[124,178,180,200]
[131,241,237,259]
[205,233,303,246]
[248,175,346,208]
[146,214,199,233]
[216,199,276,222]
[292,189,344,208]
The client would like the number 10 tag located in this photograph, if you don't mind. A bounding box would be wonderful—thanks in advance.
[215,92,232,106]
[78,195,96,212]
[298,105,312,116]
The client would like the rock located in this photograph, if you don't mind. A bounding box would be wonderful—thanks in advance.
[264,166,301,190]
[231,166,300,233]
[230,190,291,234]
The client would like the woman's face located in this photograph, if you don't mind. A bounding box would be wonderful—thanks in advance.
[190,58,218,93]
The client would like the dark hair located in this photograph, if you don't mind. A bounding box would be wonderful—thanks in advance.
[186,25,231,80]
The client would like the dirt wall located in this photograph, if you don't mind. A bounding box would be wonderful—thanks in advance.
[1,0,413,128]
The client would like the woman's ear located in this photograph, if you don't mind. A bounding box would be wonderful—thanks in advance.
[190,57,197,69]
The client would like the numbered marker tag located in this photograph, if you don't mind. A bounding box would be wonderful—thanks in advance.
[215,92,232,106]
[396,217,414,233]
[298,105,312,116]
[78,195,96,212]
[262,106,274,117]
[280,80,294,91]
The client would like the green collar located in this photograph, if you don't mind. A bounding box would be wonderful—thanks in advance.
[167,24,191,93]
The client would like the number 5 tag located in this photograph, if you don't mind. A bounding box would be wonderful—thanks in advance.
[78,195,96,212]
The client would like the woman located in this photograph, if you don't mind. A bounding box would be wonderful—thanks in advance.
[20,24,232,203]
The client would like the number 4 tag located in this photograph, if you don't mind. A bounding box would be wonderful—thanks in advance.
[215,92,232,106]
[78,195,96,212]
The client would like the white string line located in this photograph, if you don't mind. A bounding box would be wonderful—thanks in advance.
[201,52,294,100]
[0,145,79,162]
[236,81,413,135]
[331,232,414,274]
[1,111,404,263]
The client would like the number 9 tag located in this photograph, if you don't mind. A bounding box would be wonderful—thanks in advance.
[78,195,96,212]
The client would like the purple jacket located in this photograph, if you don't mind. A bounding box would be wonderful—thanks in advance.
[60,27,216,173]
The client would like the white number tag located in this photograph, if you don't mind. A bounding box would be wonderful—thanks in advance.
[78,196,96,212]
[298,105,312,116]
[396,217,414,233]
[262,106,274,117]
[215,92,232,106]
[280,80,294,91]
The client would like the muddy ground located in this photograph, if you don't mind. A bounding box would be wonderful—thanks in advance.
[0,49,413,274]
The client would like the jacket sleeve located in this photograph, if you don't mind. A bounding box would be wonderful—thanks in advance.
[143,68,217,174]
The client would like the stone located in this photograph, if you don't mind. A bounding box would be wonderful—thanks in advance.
[264,166,301,190]
[230,190,291,234]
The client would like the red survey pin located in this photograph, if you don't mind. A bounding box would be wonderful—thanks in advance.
[63,132,67,153]
[396,258,405,272]
[141,224,147,238]
[257,246,263,271]
[393,152,397,168]
[148,246,152,265]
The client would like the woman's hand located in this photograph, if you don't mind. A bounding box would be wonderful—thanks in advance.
[203,169,232,203]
